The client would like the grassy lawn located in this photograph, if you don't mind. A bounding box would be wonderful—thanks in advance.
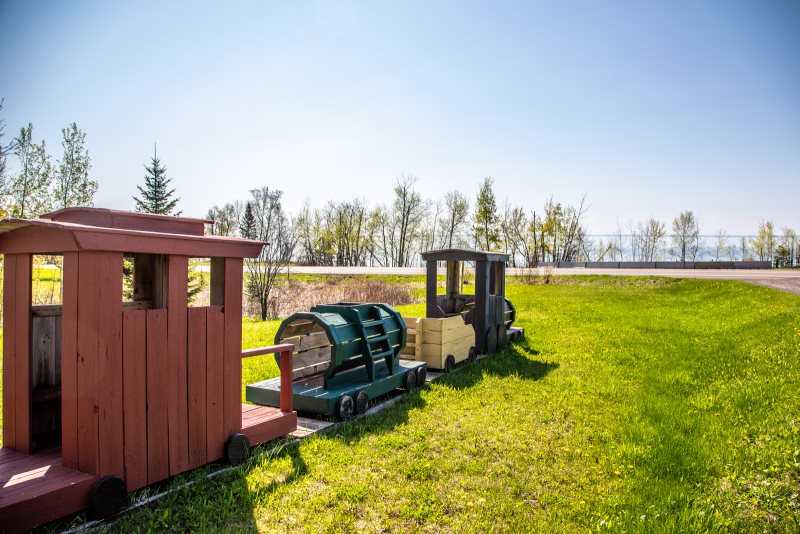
[3,276,800,531]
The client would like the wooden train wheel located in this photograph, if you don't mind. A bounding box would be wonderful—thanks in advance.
[468,347,477,363]
[416,366,427,387]
[403,370,417,392]
[225,433,251,465]
[355,390,369,415]
[89,476,127,519]
[445,355,456,373]
[337,395,355,421]
[485,327,498,354]
[497,325,508,349]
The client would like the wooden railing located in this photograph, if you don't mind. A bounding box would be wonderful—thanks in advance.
[242,343,294,413]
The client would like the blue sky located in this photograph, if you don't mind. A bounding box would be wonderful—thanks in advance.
[1,0,798,233]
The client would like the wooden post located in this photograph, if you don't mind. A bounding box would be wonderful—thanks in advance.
[474,260,489,353]
[425,260,438,318]
[279,349,293,413]
[3,253,32,453]
[61,251,79,469]
[223,257,243,437]
[167,255,189,475]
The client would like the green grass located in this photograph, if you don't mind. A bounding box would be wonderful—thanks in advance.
[112,276,800,532]
[4,276,800,531]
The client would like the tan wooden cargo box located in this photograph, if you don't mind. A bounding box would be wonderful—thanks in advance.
[400,315,476,372]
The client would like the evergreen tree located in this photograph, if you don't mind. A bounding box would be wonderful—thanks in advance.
[133,145,179,215]
[241,201,256,239]
[473,177,501,251]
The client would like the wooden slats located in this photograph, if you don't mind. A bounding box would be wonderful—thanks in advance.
[146,309,169,484]
[187,307,207,469]
[223,258,243,438]
[206,306,225,462]
[167,255,189,475]
[97,252,124,478]
[61,251,79,469]
[122,310,147,490]
[76,251,99,473]
[3,254,18,450]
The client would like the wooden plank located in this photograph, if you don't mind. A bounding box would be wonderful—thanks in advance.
[31,304,63,317]
[88,252,126,478]
[122,310,148,491]
[223,257,243,437]
[73,230,263,258]
[43,206,209,236]
[0,469,95,533]
[133,253,155,302]
[209,257,225,306]
[31,316,60,388]
[241,405,296,446]
[14,253,32,454]
[206,306,225,462]
[61,251,79,469]
[426,260,438,318]
[76,251,99,473]
[187,306,207,470]
[3,254,17,450]
[167,255,189,475]
[0,225,78,254]
[146,309,169,484]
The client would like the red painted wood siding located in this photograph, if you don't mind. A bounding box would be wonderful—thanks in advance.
[223,258,243,438]
[187,307,207,469]
[122,310,147,490]
[61,252,80,469]
[2,253,33,453]
[167,255,189,475]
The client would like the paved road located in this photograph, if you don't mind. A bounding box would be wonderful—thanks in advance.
[280,266,800,295]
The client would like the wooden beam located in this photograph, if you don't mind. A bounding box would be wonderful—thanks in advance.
[223,258,243,437]
[167,255,189,475]
[61,252,79,469]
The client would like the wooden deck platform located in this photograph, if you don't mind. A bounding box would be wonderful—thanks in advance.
[241,404,297,446]
[0,448,97,533]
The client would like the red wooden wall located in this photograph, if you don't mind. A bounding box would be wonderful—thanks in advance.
[57,253,243,490]
[2,253,32,454]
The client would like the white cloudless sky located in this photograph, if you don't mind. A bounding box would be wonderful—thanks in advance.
[1,0,798,234]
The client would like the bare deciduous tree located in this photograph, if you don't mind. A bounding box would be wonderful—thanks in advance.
[245,187,296,320]
[672,210,700,262]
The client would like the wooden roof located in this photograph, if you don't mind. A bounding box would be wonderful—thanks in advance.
[0,208,265,257]
[421,248,509,263]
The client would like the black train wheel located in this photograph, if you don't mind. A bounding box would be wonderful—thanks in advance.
[444,354,456,374]
[403,370,416,392]
[89,476,127,519]
[497,325,508,349]
[355,390,369,415]
[225,433,251,465]
[485,327,498,354]
[416,366,427,387]
[468,347,477,363]
[337,395,355,421]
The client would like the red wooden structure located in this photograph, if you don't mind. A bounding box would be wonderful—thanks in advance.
[0,208,296,532]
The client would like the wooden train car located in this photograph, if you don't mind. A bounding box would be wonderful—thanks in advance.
[0,208,297,532]
[247,303,427,420]
[400,315,476,372]
[422,249,524,354]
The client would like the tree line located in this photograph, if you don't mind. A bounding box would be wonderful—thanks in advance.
[0,100,98,217]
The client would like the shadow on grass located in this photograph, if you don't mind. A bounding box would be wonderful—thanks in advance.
[439,339,558,391]
[98,339,555,531]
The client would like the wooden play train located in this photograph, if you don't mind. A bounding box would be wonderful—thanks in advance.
[0,209,521,532]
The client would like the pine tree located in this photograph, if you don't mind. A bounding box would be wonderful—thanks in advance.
[240,201,256,239]
[133,145,179,215]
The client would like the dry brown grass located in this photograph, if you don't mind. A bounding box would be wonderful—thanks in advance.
[243,276,418,319]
